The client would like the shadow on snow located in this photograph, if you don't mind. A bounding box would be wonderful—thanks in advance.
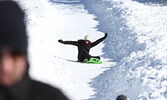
[50,0,81,5]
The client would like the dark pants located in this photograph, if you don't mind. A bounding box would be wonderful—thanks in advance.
[82,56,100,62]
[78,55,100,62]
[91,56,100,60]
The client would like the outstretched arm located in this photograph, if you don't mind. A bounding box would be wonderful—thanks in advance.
[90,33,107,48]
[58,39,78,46]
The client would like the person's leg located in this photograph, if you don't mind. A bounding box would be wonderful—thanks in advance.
[83,58,89,62]
[91,56,100,60]
[79,54,92,62]
[78,57,89,62]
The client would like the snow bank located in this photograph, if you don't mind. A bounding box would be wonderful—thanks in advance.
[14,0,112,99]
[13,0,167,99]
[81,0,167,99]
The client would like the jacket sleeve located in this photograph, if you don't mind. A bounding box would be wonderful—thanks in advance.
[61,41,78,46]
[90,35,106,48]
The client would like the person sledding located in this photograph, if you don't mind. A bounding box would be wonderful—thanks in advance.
[58,33,107,64]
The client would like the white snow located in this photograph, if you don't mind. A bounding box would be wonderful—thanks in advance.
[14,0,112,100]
[80,0,167,100]
[13,0,167,100]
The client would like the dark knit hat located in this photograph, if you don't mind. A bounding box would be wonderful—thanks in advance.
[0,1,28,54]
[116,95,128,100]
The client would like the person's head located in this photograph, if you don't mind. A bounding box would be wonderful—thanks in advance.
[0,1,28,86]
[84,35,89,41]
[84,35,90,45]
[116,95,128,100]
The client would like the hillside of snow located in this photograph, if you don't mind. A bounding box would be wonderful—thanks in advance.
[80,0,167,100]
[14,0,112,100]
[15,0,167,100]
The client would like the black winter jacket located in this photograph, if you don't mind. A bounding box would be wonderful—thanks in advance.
[60,34,107,61]
[0,74,69,100]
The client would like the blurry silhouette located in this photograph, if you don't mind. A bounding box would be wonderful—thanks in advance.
[0,1,69,100]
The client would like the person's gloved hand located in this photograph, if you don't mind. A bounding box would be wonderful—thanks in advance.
[104,33,107,38]
[58,39,63,43]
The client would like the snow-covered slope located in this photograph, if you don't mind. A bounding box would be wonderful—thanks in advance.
[14,0,167,100]
[80,0,167,100]
[14,0,112,100]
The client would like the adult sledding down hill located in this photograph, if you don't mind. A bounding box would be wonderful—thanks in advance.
[58,33,107,64]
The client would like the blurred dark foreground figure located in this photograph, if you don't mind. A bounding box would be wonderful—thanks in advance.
[0,1,69,100]
[116,95,128,100]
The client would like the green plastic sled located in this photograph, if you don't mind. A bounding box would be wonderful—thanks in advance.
[77,57,102,64]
